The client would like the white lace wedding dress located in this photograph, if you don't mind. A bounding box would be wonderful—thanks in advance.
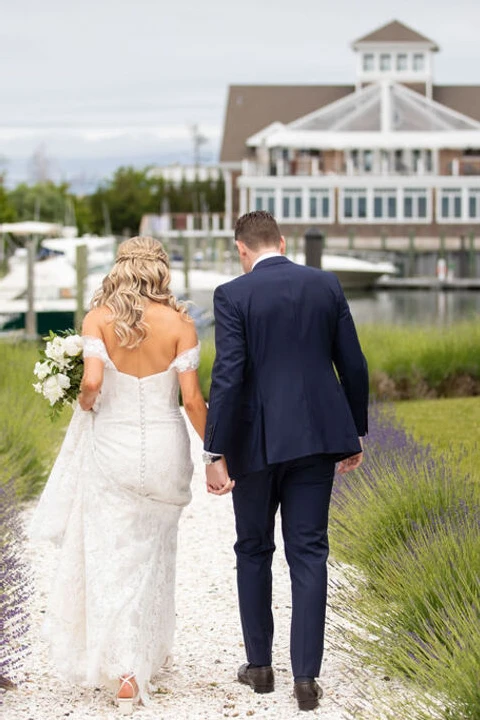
[29,336,200,702]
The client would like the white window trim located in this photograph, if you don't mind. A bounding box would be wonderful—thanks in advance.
[401,188,432,223]
[339,187,432,223]
[467,188,480,220]
[339,188,369,223]
[373,188,399,221]
[436,187,468,223]
[279,188,304,222]
[307,188,335,223]
[251,188,276,214]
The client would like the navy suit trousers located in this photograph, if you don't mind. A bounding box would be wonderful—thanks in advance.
[231,454,335,679]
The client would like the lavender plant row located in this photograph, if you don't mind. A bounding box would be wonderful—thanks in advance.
[330,403,480,720]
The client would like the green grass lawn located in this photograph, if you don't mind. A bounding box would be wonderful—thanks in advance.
[394,397,479,479]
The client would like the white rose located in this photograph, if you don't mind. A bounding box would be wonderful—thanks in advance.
[42,375,67,406]
[45,338,70,369]
[63,334,83,357]
[33,360,52,380]
[56,373,71,390]
[32,382,43,394]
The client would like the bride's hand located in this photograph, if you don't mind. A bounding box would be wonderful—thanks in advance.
[206,458,235,496]
[78,392,94,411]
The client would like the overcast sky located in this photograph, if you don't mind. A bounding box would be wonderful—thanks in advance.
[1,0,480,185]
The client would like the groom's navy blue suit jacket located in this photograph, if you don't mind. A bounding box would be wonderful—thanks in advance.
[204,256,368,478]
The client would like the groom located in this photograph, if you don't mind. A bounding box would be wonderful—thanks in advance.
[204,211,368,711]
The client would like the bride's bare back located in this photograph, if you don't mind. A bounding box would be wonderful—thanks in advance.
[84,302,198,379]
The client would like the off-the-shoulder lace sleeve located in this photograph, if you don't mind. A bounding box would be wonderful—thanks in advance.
[83,335,109,364]
[170,343,201,373]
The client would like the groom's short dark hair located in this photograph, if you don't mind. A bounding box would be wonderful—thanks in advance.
[234,211,282,251]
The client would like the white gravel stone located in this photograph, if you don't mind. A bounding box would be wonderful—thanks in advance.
[2,420,426,719]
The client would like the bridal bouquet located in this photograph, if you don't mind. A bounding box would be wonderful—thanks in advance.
[33,330,84,418]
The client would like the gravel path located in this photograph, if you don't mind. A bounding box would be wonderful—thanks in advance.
[3,422,418,720]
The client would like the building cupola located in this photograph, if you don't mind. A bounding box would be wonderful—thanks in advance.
[352,19,439,99]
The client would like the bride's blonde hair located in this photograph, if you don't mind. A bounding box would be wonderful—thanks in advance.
[91,236,187,348]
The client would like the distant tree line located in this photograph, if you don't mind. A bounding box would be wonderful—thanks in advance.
[0,167,225,237]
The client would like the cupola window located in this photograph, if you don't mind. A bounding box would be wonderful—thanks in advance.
[363,54,374,71]
[413,53,425,71]
[380,54,392,71]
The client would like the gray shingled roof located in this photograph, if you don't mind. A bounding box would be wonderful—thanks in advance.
[220,85,354,163]
[352,20,439,49]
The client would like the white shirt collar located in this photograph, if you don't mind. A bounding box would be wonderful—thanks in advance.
[251,251,283,271]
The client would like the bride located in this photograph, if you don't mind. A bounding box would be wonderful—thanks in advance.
[29,236,233,713]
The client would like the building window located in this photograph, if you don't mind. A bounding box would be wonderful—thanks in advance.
[468,189,480,218]
[343,189,368,220]
[395,149,405,172]
[412,150,422,173]
[425,150,433,173]
[404,188,429,219]
[309,190,330,219]
[413,53,425,71]
[363,150,373,172]
[363,53,374,71]
[380,54,391,71]
[373,189,397,219]
[282,189,302,219]
[254,189,275,215]
[439,189,462,220]
[396,54,407,71]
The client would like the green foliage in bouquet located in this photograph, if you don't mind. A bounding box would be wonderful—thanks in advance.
[33,330,84,420]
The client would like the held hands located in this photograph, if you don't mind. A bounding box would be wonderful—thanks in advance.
[336,438,364,475]
[206,457,235,496]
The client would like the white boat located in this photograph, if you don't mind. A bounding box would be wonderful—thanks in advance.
[291,252,396,289]
[0,230,396,333]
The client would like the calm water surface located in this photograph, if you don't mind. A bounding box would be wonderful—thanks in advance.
[190,289,480,327]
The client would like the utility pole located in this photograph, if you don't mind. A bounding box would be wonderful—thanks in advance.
[191,124,208,170]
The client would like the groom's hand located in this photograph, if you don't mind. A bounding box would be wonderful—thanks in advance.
[206,457,235,495]
[337,451,363,474]
[337,437,364,475]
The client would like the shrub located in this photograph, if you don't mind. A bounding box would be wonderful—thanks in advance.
[330,404,480,720]
[359,322,480,399]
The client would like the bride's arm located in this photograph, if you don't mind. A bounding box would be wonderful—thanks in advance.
[177,318,207,439]
[178,370,207,440]
[78,311,105,411]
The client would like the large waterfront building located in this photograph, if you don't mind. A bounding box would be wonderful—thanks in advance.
[220,20,480,238]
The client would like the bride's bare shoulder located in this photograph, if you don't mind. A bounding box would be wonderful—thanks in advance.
[82,306,111,335]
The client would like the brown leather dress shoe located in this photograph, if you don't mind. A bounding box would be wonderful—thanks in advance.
[293,680,323,711]
[237,663,274,693]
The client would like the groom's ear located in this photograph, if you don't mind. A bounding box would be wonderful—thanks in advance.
[279,236,286,255]
[236,240,248,258]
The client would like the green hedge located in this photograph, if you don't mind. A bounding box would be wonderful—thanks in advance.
[359,322,480,399]
[199,321,480,401]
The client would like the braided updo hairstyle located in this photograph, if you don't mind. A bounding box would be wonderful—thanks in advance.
[91,236,187,348]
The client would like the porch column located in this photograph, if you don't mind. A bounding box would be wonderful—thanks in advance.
[239,186,248,215]
[224,170,233,230]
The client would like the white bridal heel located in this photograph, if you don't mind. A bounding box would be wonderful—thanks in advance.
[117,674,140,715]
